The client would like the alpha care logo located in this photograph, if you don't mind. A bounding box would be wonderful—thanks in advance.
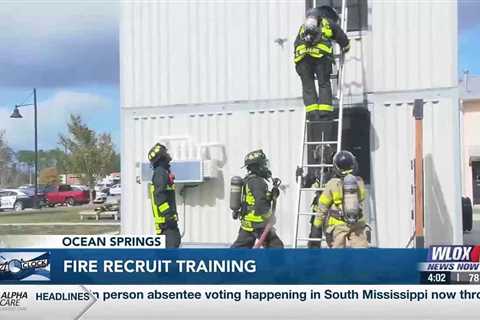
[0,291,28,308]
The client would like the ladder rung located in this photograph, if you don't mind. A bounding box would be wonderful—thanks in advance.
[298,212,318,216]
[304,141,338,145]
[297,237,324,242]
[300,188,324,192]
[303,164,333,168]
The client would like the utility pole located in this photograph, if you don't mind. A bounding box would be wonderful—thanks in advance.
[413,99,424,248]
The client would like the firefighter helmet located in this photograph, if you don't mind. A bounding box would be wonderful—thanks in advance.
[333,150,356,177]
[243,149,272,179]
[147,143,171,165]
[316,5,340,23]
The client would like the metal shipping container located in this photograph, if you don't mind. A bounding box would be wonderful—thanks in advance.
[120,0,461,247]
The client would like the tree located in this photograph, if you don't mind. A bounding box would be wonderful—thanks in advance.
[0,130,29,187]
[59,114,119,201]
[39,167,59,185]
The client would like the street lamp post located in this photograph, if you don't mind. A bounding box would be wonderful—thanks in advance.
[10,88,39,209]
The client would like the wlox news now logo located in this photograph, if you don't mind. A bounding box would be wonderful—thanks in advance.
[0,252,51,281]
[423,245,480,272]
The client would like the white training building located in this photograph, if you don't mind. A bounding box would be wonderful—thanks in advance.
[120,0,461,248]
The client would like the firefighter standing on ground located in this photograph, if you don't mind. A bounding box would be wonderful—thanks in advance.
[311,151,369,248]
[231,150,284,248]
[148,143,181,248]
[294,6,350,124]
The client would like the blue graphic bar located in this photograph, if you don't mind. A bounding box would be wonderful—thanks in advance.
[0,249,428,284]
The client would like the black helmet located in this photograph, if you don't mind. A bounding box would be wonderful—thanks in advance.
[316,5,340,23]
[333,150,356,177]
[244,149,272,179]
[306,7,319,18]
[148,143,172,165]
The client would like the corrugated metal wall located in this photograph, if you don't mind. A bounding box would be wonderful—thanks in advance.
[120,1,461,247]
[370,92,462,248]
[122,101,308,245]
[371,0,457,91]
[120,0,370,107]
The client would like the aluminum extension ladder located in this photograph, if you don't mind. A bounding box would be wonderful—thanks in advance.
[292,0,348,248]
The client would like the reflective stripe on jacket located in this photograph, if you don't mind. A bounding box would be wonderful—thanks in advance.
[294,18,334,63]
[240,174,272,232]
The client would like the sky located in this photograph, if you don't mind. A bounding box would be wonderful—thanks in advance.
[0,1,119,151]
[459,0,480,76]
[0,1,479,152]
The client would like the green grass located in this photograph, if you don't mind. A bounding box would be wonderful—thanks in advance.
[0,225,120,235]
[0,206,115,224]
[0,206,120,234]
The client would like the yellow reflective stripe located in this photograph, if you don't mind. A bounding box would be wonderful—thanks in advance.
[313,217,323,227]
[332,191,342,206]
[244,211,271,223]
[154,216,166,224]
[245,184,255,206]
[328,216,346,226]
[321,18,333,38]
[159,202,170,213]
[313,43,332,54]
[319,193,332,206]
[166,184,175,191]
[317,104,334,112]
[294,44,307,63]
[149,184,160,216]
[305,104,318,112]
[241,220,254,232]
[359,185,366,201]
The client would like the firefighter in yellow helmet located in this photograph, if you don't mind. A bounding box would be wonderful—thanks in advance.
[231,150,284,248]
[311,151,369,248]
[147,143,181,248]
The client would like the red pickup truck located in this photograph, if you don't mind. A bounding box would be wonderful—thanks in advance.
[45,184,90,207]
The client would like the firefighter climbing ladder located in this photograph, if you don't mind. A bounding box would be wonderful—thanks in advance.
[292,0,348,248]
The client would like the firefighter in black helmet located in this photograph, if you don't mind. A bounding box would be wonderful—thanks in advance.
[148,143,181,248]
[295,5,350,186]
[294,6,350,122]
[310,150,369,248]
[231,150,284,248]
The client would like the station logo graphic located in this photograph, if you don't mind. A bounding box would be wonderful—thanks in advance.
[418,245,480,272]
[0,252,50,281]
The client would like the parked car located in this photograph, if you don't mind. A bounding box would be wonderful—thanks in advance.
[93,189,108,204]
[0,189,45,212]
[45,184,90,207]
[109,184,121,196]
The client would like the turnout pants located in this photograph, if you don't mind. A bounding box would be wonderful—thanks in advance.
[326,223,369,248]
[231,228,284,248]
[296,56,337,179]
[295,55,334,115]
[158,225,181,248]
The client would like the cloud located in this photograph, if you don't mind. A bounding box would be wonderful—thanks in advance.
[0,90,113,150]
[0,2,119,87]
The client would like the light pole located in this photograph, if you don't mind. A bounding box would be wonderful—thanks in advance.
[10,88,39,209]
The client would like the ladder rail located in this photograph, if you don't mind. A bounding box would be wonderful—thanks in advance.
[293,114,308,248]
[336,2,348,154]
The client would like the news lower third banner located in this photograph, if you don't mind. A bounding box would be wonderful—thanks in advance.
[0,248,425,284]
[2,239,480,318]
